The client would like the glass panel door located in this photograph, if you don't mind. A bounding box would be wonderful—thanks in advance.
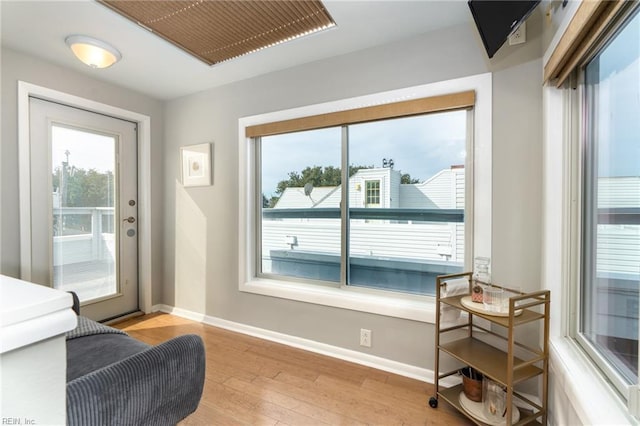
[29,97,139,321]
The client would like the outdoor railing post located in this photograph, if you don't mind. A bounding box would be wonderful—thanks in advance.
[92,208,100,261]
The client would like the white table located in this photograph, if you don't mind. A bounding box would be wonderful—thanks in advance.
[1,275,77,424]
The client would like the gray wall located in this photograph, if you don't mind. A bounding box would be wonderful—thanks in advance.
[1,48,166,304]
[163,15,543,368]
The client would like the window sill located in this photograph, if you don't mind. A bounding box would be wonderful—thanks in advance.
[549,336,636,425]
[240,278,436,323]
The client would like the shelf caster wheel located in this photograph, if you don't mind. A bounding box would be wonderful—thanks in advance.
[428,396,438,408]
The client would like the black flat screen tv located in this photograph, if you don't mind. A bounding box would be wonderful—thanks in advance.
[468,0,540,58]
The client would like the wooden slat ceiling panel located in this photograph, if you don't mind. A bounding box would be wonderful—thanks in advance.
[100,0,335,65]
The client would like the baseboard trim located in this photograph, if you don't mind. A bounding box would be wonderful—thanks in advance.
[152,303,457,387]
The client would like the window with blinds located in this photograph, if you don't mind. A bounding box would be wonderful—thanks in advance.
[254,92,473,295]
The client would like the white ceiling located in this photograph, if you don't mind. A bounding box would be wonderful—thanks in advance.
[1,1,472,100]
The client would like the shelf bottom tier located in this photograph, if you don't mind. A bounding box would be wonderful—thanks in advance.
[437,385,540,426]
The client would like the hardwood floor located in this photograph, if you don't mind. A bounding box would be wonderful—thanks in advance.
[114,313,472,426]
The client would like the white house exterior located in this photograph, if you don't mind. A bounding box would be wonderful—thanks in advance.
[261,166,466,293]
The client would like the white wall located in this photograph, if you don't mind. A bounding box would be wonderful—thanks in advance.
[0,48,166,304]
[162,14,544,369]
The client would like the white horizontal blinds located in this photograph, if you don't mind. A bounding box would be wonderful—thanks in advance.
[99,0,335,65]
[544,0,627,87]
[246,90,476,138]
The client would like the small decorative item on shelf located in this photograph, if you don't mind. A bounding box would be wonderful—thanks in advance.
[483,286,505,313]
[472,284,484,303]
[483,378,506,423]
[460,366,483,402]
[471,256,491,303]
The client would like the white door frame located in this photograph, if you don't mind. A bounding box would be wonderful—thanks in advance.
[18,81,152,314]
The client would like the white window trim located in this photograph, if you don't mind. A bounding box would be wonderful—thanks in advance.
[542,2,640,422]
[543,79,638,425]
[17,81,153,314]
[238,73,492,323]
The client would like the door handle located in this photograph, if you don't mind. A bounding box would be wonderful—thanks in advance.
[123,216,136,224]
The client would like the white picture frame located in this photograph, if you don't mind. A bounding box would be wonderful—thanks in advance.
[180,143,212,187]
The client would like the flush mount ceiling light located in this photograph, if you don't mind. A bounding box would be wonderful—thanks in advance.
[65,35,122,69]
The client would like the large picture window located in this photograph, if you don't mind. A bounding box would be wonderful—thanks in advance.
[579,6,640,393]
[257,105,469,296]
[239,74,491,320]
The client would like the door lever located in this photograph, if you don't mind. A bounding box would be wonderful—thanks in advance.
[123,216,136,223]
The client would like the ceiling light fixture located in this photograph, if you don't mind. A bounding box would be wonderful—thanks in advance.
[65,35,121,69]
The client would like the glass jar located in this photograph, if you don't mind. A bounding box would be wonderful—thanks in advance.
[482,378,506,422]
[471,257,491,303]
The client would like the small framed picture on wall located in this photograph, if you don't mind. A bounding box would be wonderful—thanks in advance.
[180,143,212,187]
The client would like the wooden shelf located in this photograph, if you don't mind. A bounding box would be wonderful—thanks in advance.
[438,385,533,426]
[438,385,468,420]
[439,338,542,386]
[441,294,545,326]
[432,272,550,425]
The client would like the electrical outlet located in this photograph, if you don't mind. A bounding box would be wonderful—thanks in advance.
[360,328,371,347]
[508,22,526,46]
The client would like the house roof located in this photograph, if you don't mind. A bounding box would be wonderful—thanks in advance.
[273,167,464,209]
[274,187,337,209]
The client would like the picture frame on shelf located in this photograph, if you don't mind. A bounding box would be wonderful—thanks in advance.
[180,143,212,187]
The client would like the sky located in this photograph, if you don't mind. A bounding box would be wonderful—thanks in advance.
[261,110,467,197]
[51,125,115,173]
[592,10,639,178]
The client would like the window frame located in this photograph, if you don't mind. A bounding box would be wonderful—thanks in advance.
[238,74,492,323]
[569,2,640,409]
[364,179,381,207]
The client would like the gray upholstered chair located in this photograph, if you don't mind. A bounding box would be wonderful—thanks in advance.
[65,296,205,425]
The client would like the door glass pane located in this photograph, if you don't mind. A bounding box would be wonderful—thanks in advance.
[347,111,467,295]
[260,127,342,283]
[52,124,117,302]
[582,9,640,384]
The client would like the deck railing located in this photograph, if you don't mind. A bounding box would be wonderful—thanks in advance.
[52,207,114,266]
[263,208,464,222]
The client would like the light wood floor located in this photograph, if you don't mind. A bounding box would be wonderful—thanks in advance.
[114,313,472,426]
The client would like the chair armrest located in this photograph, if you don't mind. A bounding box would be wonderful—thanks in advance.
[67,334,205,426]
[68,291,80,315]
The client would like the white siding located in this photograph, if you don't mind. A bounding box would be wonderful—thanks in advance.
[398,185,438,209]
[454,167,465,209]
[266,166,467,269]
[598,176,640,208]
[597,225,640,275]
[399,168,456,209]
[262,220,462,264]
[596,177,640,276]
[390,170,401,208]
[262,220,341,256]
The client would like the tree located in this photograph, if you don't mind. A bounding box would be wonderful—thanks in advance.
[52,166,114,234]
[401,173,420,184]
[275,165,372,196]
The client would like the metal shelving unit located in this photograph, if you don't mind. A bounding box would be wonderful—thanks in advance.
[429,272,550,425]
